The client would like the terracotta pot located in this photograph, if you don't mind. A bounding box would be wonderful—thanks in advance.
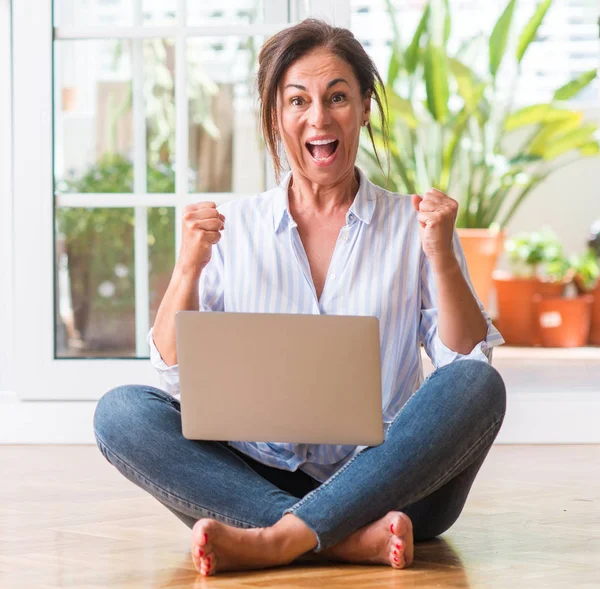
[574,279,600,345]
[590,287,600,346]
[532,294,594,348]
[457,229,505,310]
[492,270,568,346]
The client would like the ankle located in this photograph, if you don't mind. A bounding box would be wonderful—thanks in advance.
[267,514,319,562]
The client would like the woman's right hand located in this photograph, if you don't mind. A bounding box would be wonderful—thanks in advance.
[176,202,225,278]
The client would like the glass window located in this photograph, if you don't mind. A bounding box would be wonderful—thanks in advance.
[53,0,277,359]
[187,36,265,193]
[351,0,599,105]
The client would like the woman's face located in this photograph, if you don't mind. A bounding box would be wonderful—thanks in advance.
[277,47,371,186]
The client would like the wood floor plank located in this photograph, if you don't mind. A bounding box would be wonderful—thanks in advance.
[0,445,598,588]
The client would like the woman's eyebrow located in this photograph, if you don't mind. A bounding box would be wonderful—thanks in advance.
[283,78,350,91]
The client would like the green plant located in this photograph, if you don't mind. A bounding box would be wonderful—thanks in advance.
[570,248,600,292]
[504,228,570,280]
[360,0,600,229]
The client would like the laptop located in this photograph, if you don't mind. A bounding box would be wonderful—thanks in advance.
[175,311,384,445]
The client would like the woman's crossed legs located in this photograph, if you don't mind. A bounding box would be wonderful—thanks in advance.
[93,359,506,576]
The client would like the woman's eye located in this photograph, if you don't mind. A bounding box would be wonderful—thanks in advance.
[332,93,346,103]
[290,97,304,106]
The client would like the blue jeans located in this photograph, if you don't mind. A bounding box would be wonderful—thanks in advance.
[93,359,506,552]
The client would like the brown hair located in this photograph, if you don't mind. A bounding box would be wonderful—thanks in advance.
[257,18,389,182]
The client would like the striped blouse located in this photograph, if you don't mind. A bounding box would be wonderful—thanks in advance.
[147,166,505,483]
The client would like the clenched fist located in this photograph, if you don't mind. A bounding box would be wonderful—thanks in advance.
[176,202,225,278]
[411,189,458,269]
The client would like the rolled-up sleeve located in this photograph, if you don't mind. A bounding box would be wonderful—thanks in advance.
[146,239,225,397]
[419,230,505,368]
[147,327,181,397]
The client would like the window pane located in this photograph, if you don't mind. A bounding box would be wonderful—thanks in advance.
[55,207,136,358]
[149,207,176,328]
[54,0,179,27]
[144,38,176,193]
[55,206,174,358]
[187,0,265,26]
[142,0,177,26]
[54,40,134,194]
[188,36,265,193]
[54,0,134,28]
[54,38,177,194]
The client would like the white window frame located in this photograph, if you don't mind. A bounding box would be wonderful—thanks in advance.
[11,0,344,401]
[0,0,14,397]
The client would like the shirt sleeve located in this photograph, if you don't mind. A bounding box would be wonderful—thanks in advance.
[418,229,505,368]
[146,238,225,397]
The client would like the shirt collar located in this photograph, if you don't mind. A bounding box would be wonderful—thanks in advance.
[271,167,378,233]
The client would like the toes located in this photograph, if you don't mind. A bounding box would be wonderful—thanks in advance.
[393,554,406,569]
[200,554,214,576]
[388,512,414,568]
[389,512,409,538]
[191,519,217,574]
[192,521,215,554]
[390,546,405,568]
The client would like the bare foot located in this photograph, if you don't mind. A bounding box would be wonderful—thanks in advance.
[310,511,414,569]
[189,519,292,576]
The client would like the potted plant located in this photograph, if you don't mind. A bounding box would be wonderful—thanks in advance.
[359,0,600,309]
[493,229,572,346]
[571,248,600,345]
[532,249,595,348]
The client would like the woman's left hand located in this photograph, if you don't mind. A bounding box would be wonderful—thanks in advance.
[411,188,458,269]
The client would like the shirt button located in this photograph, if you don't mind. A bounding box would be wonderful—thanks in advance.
[331,273,337,280]
[341,233,349,241]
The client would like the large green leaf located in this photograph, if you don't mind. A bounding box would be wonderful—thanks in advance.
[516,0,552,63]
[539,124,598,160]
[387,48,402,87]
[424,41,449,123]
[528,113,583,154]
[580,141,600,156]
[386,87,419,129]
[448,58,482,112]
[443,0,451,45]
[553,69,598,101]
[504,104,577,131]
[489,0,516,78]
[405,3,430,74]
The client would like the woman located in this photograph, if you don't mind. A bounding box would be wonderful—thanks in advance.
[94,19,506,577]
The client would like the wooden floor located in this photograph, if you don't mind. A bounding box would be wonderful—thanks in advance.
[0,445,598,589]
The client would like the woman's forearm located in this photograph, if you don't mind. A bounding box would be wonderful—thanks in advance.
[152,267,201,367]
[430,255,488,355]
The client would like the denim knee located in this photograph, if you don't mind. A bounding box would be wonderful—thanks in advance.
[436,360,506,423]
[93,384,168,458]
[458,359,506,419]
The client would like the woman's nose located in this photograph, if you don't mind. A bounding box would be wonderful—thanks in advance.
[308,102,331,127]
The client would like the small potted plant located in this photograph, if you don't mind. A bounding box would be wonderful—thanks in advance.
[493,229,573,346]
[570,248,600,345]
[532,250,596,348]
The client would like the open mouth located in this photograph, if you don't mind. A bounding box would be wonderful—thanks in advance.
[305,138,339,162]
